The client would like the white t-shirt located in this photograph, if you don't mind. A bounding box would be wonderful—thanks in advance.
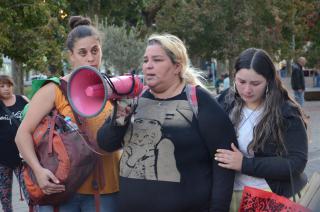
[234,106,271,191]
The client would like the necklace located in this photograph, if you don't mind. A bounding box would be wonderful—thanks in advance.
[237,105,261,130]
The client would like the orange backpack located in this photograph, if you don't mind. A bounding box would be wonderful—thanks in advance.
[23,79,98,206]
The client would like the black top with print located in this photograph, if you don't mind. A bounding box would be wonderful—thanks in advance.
[0,95,28,168]
[98,86,237,212]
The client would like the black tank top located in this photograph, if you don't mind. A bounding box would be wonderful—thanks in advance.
[0,95,28,168]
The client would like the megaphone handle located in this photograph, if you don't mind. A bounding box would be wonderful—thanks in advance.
[103,73,136,96]
[111,99,136,126]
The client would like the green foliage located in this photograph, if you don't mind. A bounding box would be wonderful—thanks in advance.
[23,85,32,99]
[1,0,319,89]
[0,1,67,72]
[100,23,146,75]
[65,0,146,27]
[140,0,319,68]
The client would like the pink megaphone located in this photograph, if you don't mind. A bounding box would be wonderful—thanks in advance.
[67,66,144,117]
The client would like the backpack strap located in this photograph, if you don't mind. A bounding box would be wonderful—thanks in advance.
[22,77,62,119]
[139,86,149,97]
[60,78,103,212]
[138,84,199,118]
[185,84,198,118]
[29,77,60,99]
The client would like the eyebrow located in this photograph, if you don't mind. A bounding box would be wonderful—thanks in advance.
[78,45,99,51]
[144,55,164,58]
[236,77,263,83]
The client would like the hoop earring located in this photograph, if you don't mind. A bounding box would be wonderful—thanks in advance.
[265,85,269,95]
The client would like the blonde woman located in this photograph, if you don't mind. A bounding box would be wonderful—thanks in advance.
[98,34,237,212]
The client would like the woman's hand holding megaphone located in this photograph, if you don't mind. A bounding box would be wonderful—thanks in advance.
[111,99,136,126]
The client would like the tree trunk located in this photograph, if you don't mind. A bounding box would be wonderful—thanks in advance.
[11,60,24,95]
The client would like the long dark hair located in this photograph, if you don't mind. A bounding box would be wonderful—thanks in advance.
[226,48,306,155]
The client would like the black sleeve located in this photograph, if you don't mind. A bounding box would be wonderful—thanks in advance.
[300,70,305,90]
[291,67,298,89]
[97,117,128,152]
[197,87,237,212]
[241,114,308,180]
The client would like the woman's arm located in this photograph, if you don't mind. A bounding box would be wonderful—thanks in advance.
[15,83,65,194]
[215,112,308,180]
[241,115,308,180]
[197,87,237,211]
[97,100,134,151]
[97,117,128,151]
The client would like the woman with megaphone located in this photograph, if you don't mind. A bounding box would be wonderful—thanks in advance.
[15,16,120,211]
[97,33,238,212]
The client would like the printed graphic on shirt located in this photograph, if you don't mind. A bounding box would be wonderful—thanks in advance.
[120,100,188,182]
[0,111,22,125]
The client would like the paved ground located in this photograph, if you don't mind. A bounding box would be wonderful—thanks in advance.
[6,77,320,212]
[302,100,320,178]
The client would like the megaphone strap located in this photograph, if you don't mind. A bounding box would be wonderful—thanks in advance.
[102,72,136,96]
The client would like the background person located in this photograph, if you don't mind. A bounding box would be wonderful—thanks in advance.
[216,48,308,211]
[223,73,230,91]
[15,16,120,212]
[210,58,217,86]
[291,57,307,106]
[215,74,225,94]
[97,33,237,212]
[279,60,287,79]
[0,75,29,212]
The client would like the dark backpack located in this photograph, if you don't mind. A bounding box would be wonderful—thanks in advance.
[23,78,98,206]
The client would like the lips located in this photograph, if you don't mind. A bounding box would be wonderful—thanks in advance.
[242,95,253,99]
[145,74,156,80]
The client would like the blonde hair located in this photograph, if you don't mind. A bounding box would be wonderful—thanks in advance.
[147,33,205,87]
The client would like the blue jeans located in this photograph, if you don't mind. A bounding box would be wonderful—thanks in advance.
[38,192,119,212]
[293,90,305,106]
[316,75,320,87]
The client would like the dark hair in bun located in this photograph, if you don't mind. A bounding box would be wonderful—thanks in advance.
[68,16,91,29]
[66,15,100,51]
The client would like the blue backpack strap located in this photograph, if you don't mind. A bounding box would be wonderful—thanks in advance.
[185,84,198,118]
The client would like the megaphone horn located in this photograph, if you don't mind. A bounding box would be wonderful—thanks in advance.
[67,66,144,117]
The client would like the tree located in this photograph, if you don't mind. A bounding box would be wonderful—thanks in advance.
[0,1,67,93]
[65,0,147,27]
[275,0,317,67]
[143,0,319,75]
[100,23,146,75]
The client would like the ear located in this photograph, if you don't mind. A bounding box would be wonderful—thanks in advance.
[173,63,181,75]
[68,50,74,66]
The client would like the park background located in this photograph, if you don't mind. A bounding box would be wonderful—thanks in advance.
[0,0,319,96]
[0,1,320,211]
